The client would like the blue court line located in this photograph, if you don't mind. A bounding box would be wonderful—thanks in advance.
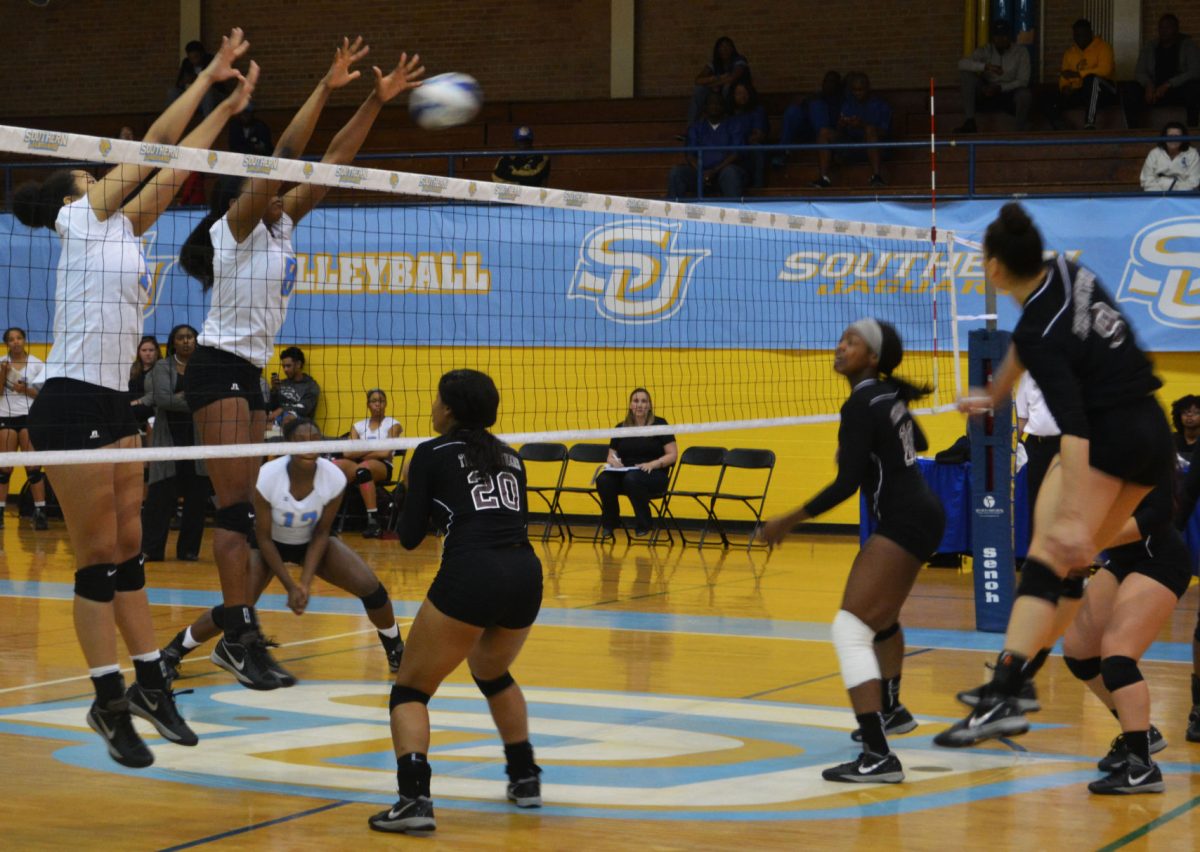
[156,799,351,851]
[0,578,1193,663]
[1095,794,1200,852]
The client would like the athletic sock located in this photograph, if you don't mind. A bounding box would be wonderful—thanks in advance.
[181,627,201,651]
[396,752,431,798]
[1124,730,1151,764]
[504,740,536,780]
[89,666,124,704]
[378,623,400,639]
[1022,648,1051,680]
[132,652,167,691]
[990,650,1029,698]
[882,676,901,713]
[33,500,45,508]
[855,711,889,755]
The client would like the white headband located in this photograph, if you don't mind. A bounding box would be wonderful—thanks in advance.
[848,318,883,356]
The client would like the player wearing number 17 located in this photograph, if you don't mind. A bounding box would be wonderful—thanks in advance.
[370,370,544,834]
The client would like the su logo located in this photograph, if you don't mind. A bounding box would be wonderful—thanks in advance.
[568,220,709,324]
[1118,216,1200,328]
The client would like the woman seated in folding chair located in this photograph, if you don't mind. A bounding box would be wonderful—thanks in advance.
[334,388,403,538]
[597,388,678,538]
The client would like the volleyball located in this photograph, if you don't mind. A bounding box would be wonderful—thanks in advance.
[408,72,482,129]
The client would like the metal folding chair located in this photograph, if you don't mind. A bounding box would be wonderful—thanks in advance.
[518,442,569,541]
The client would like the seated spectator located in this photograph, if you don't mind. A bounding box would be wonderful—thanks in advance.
[955,20,1032,133]
[334,388,403,538]
[1140,120,1200,190]
[813,72,891,188]
[777,70,842,166]
[1122,13,1200,128]
[492,125,551,187]
[1172,394,1200,461]
[596,388,678,537]
[228,102,273,155]
[689,36,751,125]
[667,91,748,198]
[167,64,199,108]
[1047,19,1117,130]
[118,126,136,141]
[176,40,222,116]
[0,327,47,530]
[268,346,320,424]
[727,82,768,187]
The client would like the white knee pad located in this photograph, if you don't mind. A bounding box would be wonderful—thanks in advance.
[831,610,881,690]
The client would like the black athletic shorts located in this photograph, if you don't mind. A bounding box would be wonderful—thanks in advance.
[27,378,139,452]
[1089,396,1173,486]
[427,543,543,629]
[0,415,29,432]
[184,345,266,413]
[250,539,324,565]
[1103,529,1193,599]
[873,488,947,562]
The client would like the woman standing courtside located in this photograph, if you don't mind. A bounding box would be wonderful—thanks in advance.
[937,203,1173,749]
[0,327,48,529]
[760,319,945,783]
[10,30,254,767]
[178,38,424,690]
[370,370,543,834]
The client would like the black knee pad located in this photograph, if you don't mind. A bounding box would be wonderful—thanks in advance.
[210,604,226,630]
[112,554,145,592]
[874,623,900,643]
[354,467,374,485]
[1060,574,1086,600]
[0,471,11,485]
[1016,558,1061,604]
[473,671,515,698]
[74,563,116,603]
[389,684,431,710]
[1194,617,1200,645]
[215,502,255,535]
[25,468,44,485]
[1101,655,1144,693]
[359,582,389,611]
[1063,655,1101,682]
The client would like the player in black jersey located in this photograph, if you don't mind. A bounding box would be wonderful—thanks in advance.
[1060,475,1189,794]
[370,370,544,835]
[937,203,1174,748]
[760,319,946,783]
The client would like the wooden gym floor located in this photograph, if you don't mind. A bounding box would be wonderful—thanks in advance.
[1,521,1198,851]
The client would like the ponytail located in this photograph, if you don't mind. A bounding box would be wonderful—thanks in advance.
[179,175,245,291]
[11,170,79,231]
[456,426,506,477]
[438,369,505,476]
[876,320,931,403]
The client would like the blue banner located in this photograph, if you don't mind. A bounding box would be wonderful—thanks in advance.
[2,196,1197,351]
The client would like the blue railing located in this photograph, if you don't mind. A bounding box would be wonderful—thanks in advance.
[3,134,1196,204]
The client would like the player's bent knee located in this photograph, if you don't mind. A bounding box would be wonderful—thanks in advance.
[1063,655,1101,682]
[1016,557,1062,604]
[215,502,255,535]
[473,671,515,698]
[831,609,881,690]
[112,554,145,592]
[25,467,44,484]
[1100,655,1144,693]
[874,622,900,643]
[0,470,11,484]
[75,563,116,603]
[354,467,374,486]
[389,684,431,710]
[359,582,389,611]
[210,604,226,630]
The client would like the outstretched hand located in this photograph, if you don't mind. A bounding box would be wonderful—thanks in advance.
[324,36,370,90]
[957,386,994,416]
[202,28,251,85]
[225,61,260,116]
[372,52,426,103]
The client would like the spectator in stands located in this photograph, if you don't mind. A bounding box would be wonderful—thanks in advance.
[128,335,160,430]
[727,82,769,187]
[167,65,198,108]
[142,324,210,562]
[668,91,748,198]
[228,102,273,155]
[813,72,891,188]
[1124,13,1200,127]
[334,388,403,538]
[689,36,751,124]
[492,126,551,187]
[776,70,843,167]
[177,40,222,116]
[597,388,678,538]
[1172,394,1200,461]
[1140,120,1200,190]
[955,20,1032,133]
[118,126,135,141]
[0,327,47,530]
[269,346,320,425]
[1047,19,1117,130]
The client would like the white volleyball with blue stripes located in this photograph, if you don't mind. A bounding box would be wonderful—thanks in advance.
[408,72,482,129]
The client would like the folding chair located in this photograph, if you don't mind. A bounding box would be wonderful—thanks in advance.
[518,442,569,542]
[554,443,613,542]
[336,449,405,534]
[709,448,776,550]
[654,446,727,548]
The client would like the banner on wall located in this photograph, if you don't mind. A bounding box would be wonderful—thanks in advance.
[2,195,1197,351]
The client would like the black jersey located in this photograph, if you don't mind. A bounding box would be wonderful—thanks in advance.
[804,378,932,521]
[399,432,530,556]
[1012,257,1161,439]
[1106,474,1190,576]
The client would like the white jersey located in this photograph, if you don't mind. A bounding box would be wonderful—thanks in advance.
[198,212,296,369]
[46,197,149,391]
[353,416,401,442]
[256,455,345,545]
[0,355,45,419]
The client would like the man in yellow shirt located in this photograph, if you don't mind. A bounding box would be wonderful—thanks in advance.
[1049,19,1118,130]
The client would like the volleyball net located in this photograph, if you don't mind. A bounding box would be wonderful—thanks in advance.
[0,125,961,465]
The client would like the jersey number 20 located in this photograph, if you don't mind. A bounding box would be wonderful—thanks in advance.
[469,470,521,512]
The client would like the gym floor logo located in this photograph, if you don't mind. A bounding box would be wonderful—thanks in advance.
[1118,216,1200,328]
[568,220,709,324]
[0,682,1117,821]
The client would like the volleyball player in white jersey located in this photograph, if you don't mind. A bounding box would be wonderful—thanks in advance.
[160,419,403,683]
[334,388,403,537]
[11,29,255,768]
[0,327,48,529]
[178,39,424,689]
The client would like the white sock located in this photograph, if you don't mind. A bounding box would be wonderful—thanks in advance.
[34,501,45,508]
[131,650,161,663]
[367,508,378,517]
[182,626,200,649]
[88,664,121,678]
[378,623,400,639]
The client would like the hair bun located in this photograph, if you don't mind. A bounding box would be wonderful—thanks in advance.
[999,202,1031,235]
